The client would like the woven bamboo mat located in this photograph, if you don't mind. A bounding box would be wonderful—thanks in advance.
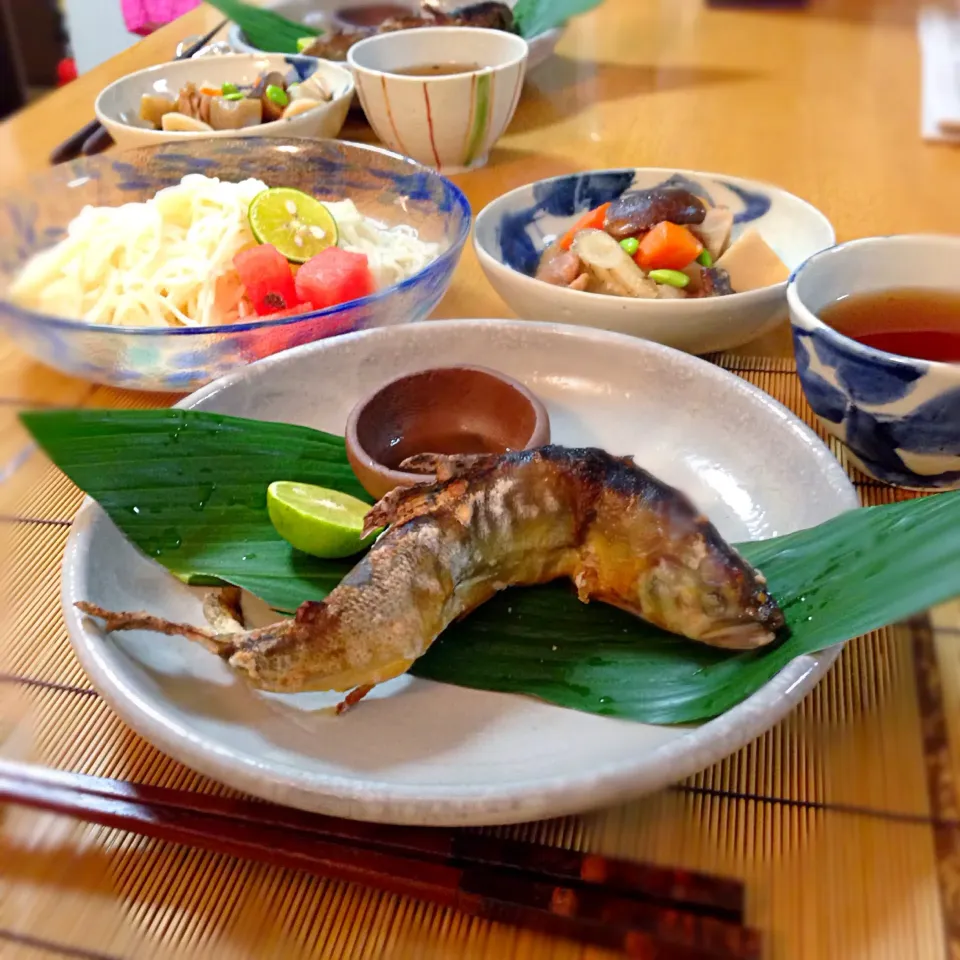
[1,350,959,960]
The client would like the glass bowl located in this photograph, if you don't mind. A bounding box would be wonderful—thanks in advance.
[0,138,471,392]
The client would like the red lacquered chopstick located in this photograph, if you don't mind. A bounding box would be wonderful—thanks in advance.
[0,760,742,917]
[0,761,759,959]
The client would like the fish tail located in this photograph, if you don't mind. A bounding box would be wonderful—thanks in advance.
[75,601,239,658]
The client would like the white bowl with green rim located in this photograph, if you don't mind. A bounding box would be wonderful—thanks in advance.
[348,27,528,173]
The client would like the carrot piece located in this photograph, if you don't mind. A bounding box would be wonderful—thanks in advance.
[635,221,704,271]
[558,202,612,251]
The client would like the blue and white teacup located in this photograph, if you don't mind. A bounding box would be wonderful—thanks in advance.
[787,235,960,490]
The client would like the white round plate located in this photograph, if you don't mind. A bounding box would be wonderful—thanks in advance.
[61,321,857,826]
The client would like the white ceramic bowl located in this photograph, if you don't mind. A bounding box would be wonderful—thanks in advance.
[788,234,960,490]
[96,54,354,150]
[474,168,836,355]
[348,27,527,173]
[226,0,563,75]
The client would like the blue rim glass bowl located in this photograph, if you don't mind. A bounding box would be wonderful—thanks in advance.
[0,138,471,392]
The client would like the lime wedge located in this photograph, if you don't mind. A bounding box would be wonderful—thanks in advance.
[248,188,338,264]
[296,37,315,53]
[267,481,379,559]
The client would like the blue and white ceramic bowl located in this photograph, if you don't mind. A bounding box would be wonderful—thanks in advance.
[788,235,960,490]
[474,168,835,355]
[0,138,470,392]
[96,54,354,150]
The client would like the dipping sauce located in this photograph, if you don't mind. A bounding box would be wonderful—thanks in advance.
[382,431,507,469]
[345,366,550,500]
[391,63,482,77]
[819,287,960,363]
[335,4,413,28]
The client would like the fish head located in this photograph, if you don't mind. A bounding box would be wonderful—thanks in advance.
[643,548,785,650]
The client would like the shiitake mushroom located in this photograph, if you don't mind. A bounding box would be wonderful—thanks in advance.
[604,187,707,240]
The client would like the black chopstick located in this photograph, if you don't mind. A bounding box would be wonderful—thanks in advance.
[80,126,115,158]
[48,18,228,166]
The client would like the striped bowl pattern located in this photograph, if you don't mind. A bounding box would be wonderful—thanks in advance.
[349,28,528,174]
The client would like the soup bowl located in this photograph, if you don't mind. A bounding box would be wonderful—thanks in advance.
[349,27,528,173]
[787,234,960,489]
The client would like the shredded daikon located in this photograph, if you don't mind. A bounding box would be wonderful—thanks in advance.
[326,199,440,290]
[10,176,441,328]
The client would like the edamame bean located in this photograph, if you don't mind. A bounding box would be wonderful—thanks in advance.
[222,82,239,96]
[265,84,289,107]
[697,249,713,267]
[223,92,245,101]
[619,237,640,256]
[648,268,690,288]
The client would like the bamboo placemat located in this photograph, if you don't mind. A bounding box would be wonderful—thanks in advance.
[1,351,959,960]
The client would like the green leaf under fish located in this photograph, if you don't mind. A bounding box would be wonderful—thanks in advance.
[206,0,321,55]
[511,0,604,40]
[21,409,960,725]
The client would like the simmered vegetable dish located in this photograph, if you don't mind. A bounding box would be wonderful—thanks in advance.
[535,184,789,299]
[138,69,334,133]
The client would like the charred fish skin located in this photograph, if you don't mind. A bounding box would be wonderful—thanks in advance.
[78,445,783,706]
[553,446,784,648]
[404,445,783,649]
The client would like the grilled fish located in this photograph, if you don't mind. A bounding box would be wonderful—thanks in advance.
[77,446,783,709]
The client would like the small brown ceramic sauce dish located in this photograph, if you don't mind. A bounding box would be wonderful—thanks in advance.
[345,366,551,500]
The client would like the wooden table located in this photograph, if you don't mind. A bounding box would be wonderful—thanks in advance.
[2,3,960,959]
[1,0,957,368]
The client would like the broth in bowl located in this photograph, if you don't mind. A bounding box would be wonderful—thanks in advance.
[819,287,960,363]
[391,62,481,76]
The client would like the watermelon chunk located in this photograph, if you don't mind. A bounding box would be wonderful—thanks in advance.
[295,247,376,311]
[234,244,299,316]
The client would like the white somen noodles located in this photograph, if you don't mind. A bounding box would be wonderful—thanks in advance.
[9,175,441,328]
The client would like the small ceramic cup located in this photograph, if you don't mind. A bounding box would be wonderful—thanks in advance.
[344,365,550,500]
[348,26,528,173]
[787,235,960,490]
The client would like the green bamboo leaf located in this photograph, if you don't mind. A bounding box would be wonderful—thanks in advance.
[22,409,960,725]
[22,408,367,613]
[512,0,604,39]
[418,492,960,722]
[206,0,320,54]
